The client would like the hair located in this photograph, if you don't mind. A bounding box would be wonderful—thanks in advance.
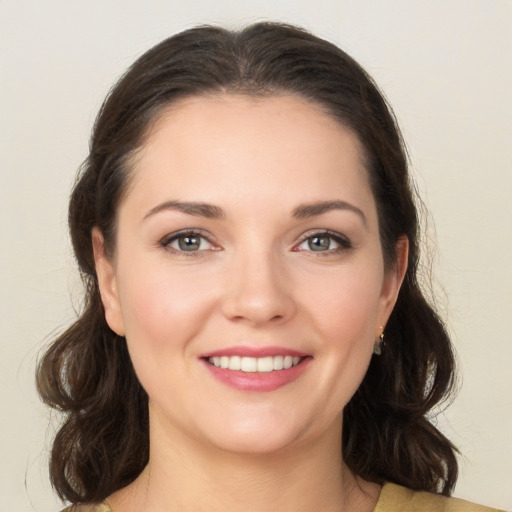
[37,22,458,504]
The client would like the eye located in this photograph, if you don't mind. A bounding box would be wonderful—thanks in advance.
[161,230,215,254]
[295,231,351,253]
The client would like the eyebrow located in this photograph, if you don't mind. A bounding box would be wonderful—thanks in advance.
[143,199,366,224]
[144,200,225,220]
[292,200,366,225]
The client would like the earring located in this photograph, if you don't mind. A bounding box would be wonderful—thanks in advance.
[373,327,384,355]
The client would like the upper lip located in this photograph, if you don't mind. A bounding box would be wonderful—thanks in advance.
[200,346,309,358]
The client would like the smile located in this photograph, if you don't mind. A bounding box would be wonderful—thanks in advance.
[208,355,303,373]
[202,348,312,392]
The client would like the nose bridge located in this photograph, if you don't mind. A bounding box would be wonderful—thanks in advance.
[222,241,295,325]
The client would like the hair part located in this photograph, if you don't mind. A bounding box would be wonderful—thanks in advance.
[37,22,458,504]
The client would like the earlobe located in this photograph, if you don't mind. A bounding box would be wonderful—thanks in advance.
[378,235,409,328]
[91,227,125,336]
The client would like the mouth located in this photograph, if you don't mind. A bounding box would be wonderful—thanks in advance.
[200,347,312,392]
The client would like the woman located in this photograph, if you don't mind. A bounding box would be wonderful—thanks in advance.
[37,22,504,511]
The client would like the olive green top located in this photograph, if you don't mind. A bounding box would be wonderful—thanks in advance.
[61,482,506,511]
[374,483,505,511]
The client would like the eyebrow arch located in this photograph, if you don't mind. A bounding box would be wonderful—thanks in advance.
[144,200,225,220]
[292,200,367,225]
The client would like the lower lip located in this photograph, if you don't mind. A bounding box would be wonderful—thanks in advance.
[202,357,312,392]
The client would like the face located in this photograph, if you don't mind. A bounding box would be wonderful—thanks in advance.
[94,94,406,456]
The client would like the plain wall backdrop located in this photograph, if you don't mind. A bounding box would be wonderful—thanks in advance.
[1,0,511,510]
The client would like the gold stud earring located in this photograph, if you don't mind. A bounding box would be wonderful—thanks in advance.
[373,326,385,355]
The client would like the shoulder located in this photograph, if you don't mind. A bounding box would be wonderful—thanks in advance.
[60,504,112,512]
[375,482,506,512]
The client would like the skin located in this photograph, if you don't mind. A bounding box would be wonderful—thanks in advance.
[93,94,408,512]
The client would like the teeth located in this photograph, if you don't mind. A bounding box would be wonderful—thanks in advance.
[257,356,273,373]
[240,357,257,372]
[228,355,241,370]
[208,355,303,372]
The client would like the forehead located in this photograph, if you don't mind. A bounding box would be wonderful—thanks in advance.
[145,93,362,153]
[123,93,374,218]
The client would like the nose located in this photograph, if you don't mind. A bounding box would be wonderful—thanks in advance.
[221,249,297,326]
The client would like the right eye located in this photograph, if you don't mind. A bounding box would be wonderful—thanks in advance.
[161,230,215,254]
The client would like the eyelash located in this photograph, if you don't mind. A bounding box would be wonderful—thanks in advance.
[159,228,352,258]
[159,229,216,257]
[294,230,353,255]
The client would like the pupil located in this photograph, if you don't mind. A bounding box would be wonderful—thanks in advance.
[179,236,200,251]
[309,236,330,251]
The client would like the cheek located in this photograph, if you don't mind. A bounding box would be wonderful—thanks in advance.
[117,263,216,352]
[306,269,383,406]
[117,269,215,403]
[305,265,384,343]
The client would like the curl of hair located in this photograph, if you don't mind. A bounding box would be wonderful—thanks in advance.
[37,22,458,504]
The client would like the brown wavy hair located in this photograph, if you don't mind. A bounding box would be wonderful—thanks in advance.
[37,22,458,504]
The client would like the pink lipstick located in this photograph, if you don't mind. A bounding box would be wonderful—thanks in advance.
[200,346,311,392]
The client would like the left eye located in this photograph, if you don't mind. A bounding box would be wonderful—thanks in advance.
[163,232,213,252]
[296,232,349,252]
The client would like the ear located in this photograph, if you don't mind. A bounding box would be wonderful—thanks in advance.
[92,227,125,336]
[377,235,409,331]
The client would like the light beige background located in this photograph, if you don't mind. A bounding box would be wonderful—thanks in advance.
[1,0,511,510]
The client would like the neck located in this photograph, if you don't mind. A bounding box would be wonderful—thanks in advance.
[108,411,380,512]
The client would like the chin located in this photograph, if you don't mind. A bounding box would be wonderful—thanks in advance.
[207,428,301,457]
[197,407,319,457]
